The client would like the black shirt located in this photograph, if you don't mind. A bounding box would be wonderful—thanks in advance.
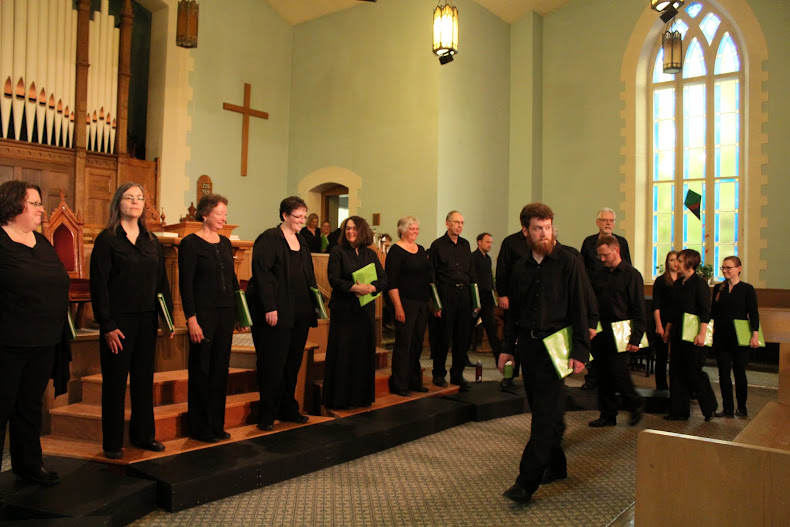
[651,275,676,325]
[385,244,431,301]
[590,260,646,346]
[178,233,239,319]
[559,242,600,329]
[496,230,529,298]
[580,233,632,276]
[471,249,494,293]
[670,272,711,330]
[0,229,70,347]
[90,225,173,334]
[327,244,387,313]
[503,242,590,363]
[429,233,477,286]
[711,280,759,342]
[300,226,322,253]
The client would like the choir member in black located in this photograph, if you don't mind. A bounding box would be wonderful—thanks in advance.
[652,250,678,391]
[428,211,477,391]
[247,196,318,430]
[496,220,531,384]
[579,207,632,274]
[320,221,332,253]
[471,233,502,367]
[0,181,69,486]
[711,256,759,418]
[498,203,589,504]
[663,249,718,421]
[178,194,243,443]
[323,216,387,409]
[386,216,432,396]
[300,212,322,253]
[587,235,645,427]
[90,182,174,459]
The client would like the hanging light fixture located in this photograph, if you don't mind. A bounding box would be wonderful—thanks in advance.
[662,26,683,74]
[650,0,684,11]
[432,2,458,65]
[176,0,199,49]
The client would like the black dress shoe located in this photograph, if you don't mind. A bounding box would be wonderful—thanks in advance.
[714,411,734,418]
[14,467,60,486]
[410,386,429,393]
[104,450,123,460]
[391,389,410,397]
[257,423,274,431]
[704,413,715,422]
[503,483,532,504]
[541,470,568,485]
[215,431,231,440]
[132,440,165,452]
[432,376,448,388]
[629,407,644,426]
[280,414,309,424]
[663,415,688,421]
[589,416,616,427]
[190,434,220,444]
[735,408,748,417]
[451,378,471,392]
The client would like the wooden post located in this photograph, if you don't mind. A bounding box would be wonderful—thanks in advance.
[73,0,91,217]
[116,0,133,156]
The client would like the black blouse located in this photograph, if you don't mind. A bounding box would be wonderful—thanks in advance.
[711,280,759,342]
[0,229,70,347]
[385,244,431,302]
[90,225,173,334]
[669,273,711,330]
[178,233,239,319]
[327,244,387,313]
[300,226,322,253]
[651,275,676,325]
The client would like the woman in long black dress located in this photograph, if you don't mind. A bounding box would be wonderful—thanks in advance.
[651,250,678,390]
[711,256,759,418]
[0,181,69,486]
[323,216,387,409]
[90,182,174,459]
[300,213,322,253]
[247,196,318,430]
[385,216,431,396]
[179,194,242,442]
[663,249,718,421]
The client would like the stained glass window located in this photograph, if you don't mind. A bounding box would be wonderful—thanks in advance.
[683,38,706,78]
[686,3,703,18]
[671,19,689,38]
[715,33,740,74]
[700,13,720,44]
[653,50,676,83]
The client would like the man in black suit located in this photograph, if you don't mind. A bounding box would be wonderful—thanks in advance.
[470,233,502,371]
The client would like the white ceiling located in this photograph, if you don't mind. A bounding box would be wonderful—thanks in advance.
[266,0,573,26]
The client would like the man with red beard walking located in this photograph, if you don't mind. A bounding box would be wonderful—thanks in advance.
[498,203,590,505]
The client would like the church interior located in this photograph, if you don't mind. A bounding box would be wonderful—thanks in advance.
[0,0,789,525]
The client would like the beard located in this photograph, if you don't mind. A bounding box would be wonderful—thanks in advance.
[528,234,554,257]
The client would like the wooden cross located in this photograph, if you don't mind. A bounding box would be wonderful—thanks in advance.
[222,83,269,176]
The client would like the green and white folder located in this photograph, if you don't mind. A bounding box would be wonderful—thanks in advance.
[429,283,443,313]
[681,313,713,347]
[596,321,603,333]
[611,320,649,352]
[469,283,481,310]
[733,319,765,347]
[157,292,174,334]
[234,289,253,327]
[67,309,77,341]
[351,263,380,307]
[310,287,329,320]
[542,327,594,379]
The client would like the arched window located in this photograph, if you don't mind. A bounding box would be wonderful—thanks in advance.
[649,2,744,280]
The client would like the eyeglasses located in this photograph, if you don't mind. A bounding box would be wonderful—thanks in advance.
[597,218,615,223]
[289,213,306,221]
[122,196,146,203]
[720,266,738,271]
[26,201,44,208]
[598,251,614,259]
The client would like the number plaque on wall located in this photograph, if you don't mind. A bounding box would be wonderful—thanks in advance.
[197,175,213,205]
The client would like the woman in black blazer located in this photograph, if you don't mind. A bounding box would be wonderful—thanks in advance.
[323,216,387,409]
[178,194,242,442]
[300,213,322,253]
[247,196,318,431]
[711,256,759,417]
[0,181,70,486]
[663,249,718,421]
[90,182,174,459]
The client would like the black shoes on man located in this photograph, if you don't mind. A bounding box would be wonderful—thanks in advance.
[131,439,165,452]
[14,466,60,486]
[502,483,532,504]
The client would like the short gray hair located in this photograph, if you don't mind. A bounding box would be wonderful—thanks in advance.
[445,210,462,222]
[596,207,616,220]
[396,216,419,238]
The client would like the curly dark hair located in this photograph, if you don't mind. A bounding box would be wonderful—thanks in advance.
[340,215,374,248]
[519,202,554,228]
[195,193,228,222]
[279,196,307,222]
[0,181,42,226]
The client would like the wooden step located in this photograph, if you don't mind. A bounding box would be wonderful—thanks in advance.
[49,392,259,445]
[229,341,322,370]
[80,368,257,407]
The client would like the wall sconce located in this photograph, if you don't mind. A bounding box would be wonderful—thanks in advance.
[176,0,199,49]
[432,2,458,65]
[662,27,683,74]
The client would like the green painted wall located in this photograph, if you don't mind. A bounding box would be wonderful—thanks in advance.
[186,0,292,240]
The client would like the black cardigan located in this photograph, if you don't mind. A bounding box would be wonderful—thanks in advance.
[327,244,387,314]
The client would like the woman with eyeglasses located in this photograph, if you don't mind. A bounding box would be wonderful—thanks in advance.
[323,216,387,409]
[178,193,243,442]
[0,181,70,486]
[247,196,318,431]
[90,182,174,459]
[651,250,678,391]
[711,256,759,418]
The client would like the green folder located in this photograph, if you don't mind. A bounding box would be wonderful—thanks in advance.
[596,321,603,333]
[320,234,329,252]
[310,287,329,320]
[470,283,481,310]
[235,290,253,327]
[611,320,649,352]
[430,283,443,313]
[681,313,713,347]
[351,262,380,307]
[542,327,593,379]
[157,292,174,334]
[67,309,77,341]
[733,319,765,347]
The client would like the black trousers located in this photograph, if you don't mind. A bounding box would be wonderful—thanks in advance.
[714,338,749,412]
[652,336,669,390]
[187,306,235,438]
[390,298,429,392]
[668,339,718,418]
[0,345,55,473]
[429,285,472,381]
[516,332,567,494]
[591,333,643,419]
[473,293,501,364]
[252,321,310,425]
[100,312,158,452]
